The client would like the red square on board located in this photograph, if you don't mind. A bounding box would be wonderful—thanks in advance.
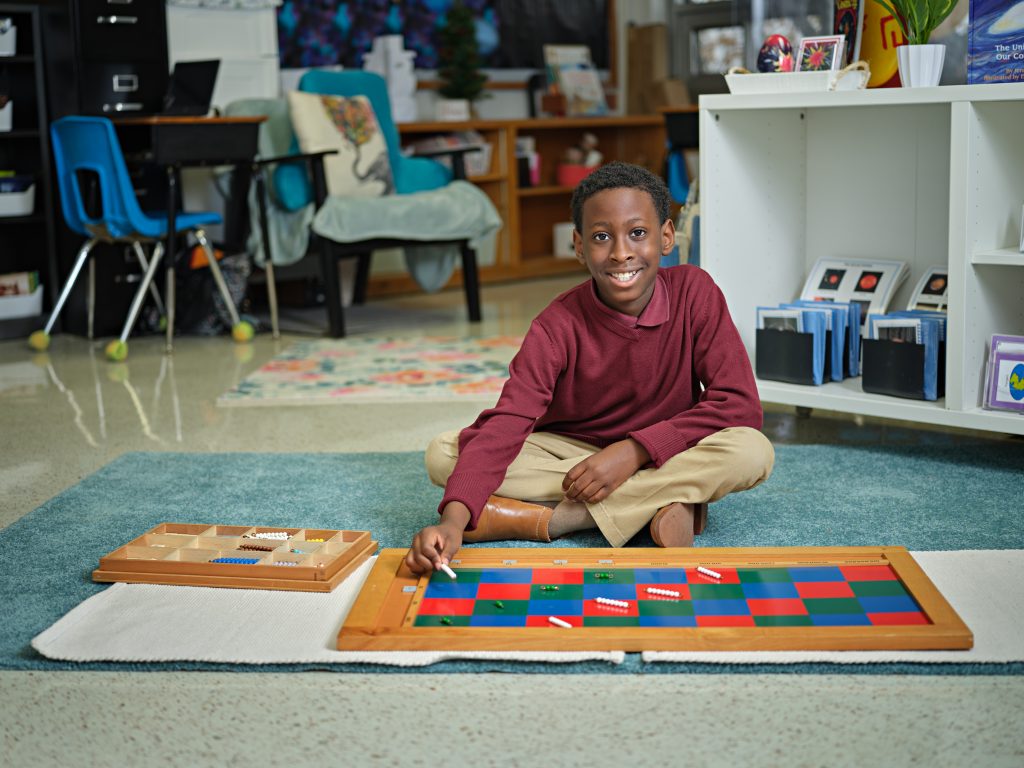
[687,567,740,584]
[636,583,691,600]
[795,581,855,599]
[868,611,930,626]
[476,583,532,601]
[532,568,584,584]
[696,615,756,627]
[840,565,898,581]
[526,614,582,627]
[584,599,639,617]
[747,598,809,616]
[418,598,475,616]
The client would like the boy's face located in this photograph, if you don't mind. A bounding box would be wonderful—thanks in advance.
[574,187,675,317]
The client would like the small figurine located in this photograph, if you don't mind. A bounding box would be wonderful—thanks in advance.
[757,35,795,73]
[562,132,603,168]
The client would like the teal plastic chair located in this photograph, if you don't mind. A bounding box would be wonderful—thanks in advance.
[255,70,483,337]
[31,116,253,359]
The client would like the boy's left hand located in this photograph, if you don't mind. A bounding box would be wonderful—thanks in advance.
[562,439,651,503]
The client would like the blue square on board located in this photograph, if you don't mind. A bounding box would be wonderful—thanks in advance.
[788,566,845,582]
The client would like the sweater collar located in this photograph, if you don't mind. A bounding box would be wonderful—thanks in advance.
[587,273,670,331]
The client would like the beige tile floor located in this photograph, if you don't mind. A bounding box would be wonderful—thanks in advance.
[1,275,1021,767]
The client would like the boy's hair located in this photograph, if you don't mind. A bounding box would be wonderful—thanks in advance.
[570,161,672,233]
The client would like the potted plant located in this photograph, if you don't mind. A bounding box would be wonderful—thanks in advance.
[874,0,958,86]
[435,1,488,120]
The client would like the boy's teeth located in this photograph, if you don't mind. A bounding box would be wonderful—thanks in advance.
[611,270,639,282]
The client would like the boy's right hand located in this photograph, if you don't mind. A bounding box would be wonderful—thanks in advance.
[404,502,471,575]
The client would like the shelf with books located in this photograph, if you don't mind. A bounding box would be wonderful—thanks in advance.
[701,83,1024,436]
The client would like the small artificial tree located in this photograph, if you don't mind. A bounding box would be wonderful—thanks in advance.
[437,1,488,103]
[874,0,958,46]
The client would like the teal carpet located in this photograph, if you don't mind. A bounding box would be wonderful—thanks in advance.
[3,444,1023,674]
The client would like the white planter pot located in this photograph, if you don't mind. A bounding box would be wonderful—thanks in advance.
[435,98,470,122]
[897,44,945,88]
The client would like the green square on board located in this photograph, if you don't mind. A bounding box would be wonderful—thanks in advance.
[689,583,746,600]
[473,599,529,616]
[428,568,483,584]
[737,568,792,583]
[584,569,635,584]
[638,600,695,617]
[849,580,910,598]
[530,584,584,600]
[584,616,642,627]
[803,597,864,614]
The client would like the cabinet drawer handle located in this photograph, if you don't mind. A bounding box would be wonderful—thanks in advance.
[102,102,143,112]
[112,74,138,93]
[96,16,138,25]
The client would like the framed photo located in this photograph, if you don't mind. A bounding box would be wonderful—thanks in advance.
[797,35,846,72]
[756,307,803,332]
[985,335,1024,413]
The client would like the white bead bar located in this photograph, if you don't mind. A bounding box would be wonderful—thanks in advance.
[439,563,457,580]
[595,596,630,608]
[697,566,722,579]
[548,616,572,629]
[645,587,681,598]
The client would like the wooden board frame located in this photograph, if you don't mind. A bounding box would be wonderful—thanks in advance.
[337,547,973,651]
[93,523,378,592]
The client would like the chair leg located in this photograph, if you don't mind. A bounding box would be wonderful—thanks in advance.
[353,252,372,305]
[131,241,167,319]
[87,257,96,340]
[460,242,482,322]
[118,241,164,344]
[265,261,280,340]
[254,167,280,339]
[319,238,345,338]
[43,238,98,336]
[193,229,243,328]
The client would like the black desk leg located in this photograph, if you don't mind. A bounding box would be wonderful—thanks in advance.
[254,168,280,339]
[460,242,481,322]
[165,165,179,353]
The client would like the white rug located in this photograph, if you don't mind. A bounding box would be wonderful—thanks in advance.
[31,551,1021,667]
[31,558,624,667]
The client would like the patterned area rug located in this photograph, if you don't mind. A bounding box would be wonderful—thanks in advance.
[217,335,523,406]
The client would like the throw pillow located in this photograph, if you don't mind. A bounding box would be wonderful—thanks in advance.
[287,90,395,198]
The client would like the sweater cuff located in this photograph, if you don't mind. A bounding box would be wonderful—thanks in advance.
[629,423,691,467]
[438,475,491,531]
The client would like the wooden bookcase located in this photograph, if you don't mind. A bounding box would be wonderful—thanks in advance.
[384,114,668,294]
[699,84,1024,436]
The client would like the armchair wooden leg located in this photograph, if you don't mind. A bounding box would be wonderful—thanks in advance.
[353,252,372,305]
[319,238,346,338]
[460,243,482,322]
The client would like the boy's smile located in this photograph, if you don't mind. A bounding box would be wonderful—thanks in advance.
[574,187,675,317]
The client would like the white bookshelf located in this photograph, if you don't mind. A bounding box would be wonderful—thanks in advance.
[699,83,1024,436]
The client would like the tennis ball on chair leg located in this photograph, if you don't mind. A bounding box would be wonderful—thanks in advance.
[232,320,254,343]
[105,339,128,362]
[27,330,50,351]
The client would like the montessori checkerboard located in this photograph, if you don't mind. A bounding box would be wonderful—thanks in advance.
[337,547,973,652]
[414,564,927,628]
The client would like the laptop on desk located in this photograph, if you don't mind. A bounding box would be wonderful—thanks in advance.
[161,59,220,117]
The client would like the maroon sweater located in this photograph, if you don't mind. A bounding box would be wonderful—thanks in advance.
[441,265,762,529]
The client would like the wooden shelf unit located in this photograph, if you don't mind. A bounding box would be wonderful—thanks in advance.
[391,114,668,294]
[699,84,1024,436]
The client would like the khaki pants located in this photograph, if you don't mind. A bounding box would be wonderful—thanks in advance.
[425,427,775,547]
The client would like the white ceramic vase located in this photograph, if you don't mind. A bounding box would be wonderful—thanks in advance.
[897,44,945,88]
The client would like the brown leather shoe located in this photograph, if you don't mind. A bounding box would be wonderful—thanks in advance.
[462,495,553,543]
[649,502,708,548]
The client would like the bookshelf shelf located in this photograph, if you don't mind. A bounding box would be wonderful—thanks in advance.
[700,83,1024,437]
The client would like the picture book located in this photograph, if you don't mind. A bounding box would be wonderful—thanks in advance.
[984,334,1024,412]
[968,0,1024,84]
[834,0,865,66]
[544,45,608,117]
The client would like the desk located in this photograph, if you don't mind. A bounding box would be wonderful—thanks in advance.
[113,116,265,350]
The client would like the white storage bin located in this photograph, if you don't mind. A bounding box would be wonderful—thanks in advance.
[0,285,43,319]
[0,19,15,56]
[0,182,34,216]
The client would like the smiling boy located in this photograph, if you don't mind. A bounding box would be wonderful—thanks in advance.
[406,162,773,575]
